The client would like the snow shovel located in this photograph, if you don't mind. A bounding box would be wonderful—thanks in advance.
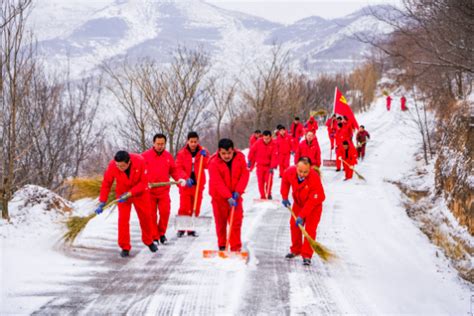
[323,147,336,167]
[285,206,334,261]
[202,205,249,261]
[175,155,209,231]
[339,158,366,181]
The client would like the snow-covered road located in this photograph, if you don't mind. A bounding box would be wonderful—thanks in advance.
[1,97,471,315]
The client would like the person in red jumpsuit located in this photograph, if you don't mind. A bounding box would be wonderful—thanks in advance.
[339,140,358,180]
[249,130,262,148]
[356,125,370,160]
[294,131,321,170]
[305,116,318,134]
[401,96,407,111]
[275,125,292,178]
[175,131,210,237]
[386,95,392,111]
[334,122,351,171]
[325,114,338,150]
[290,117,304,153]
[96,151,158,257]
[281,157,326,266]
[248,130,278,199]
[142,134,186,244]
[208,138,250,251]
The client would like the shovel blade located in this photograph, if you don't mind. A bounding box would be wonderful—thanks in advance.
[202,249,249,261]
[323,159,336,167]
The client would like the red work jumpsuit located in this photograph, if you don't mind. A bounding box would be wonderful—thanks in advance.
[290,121,304,152]
[99,154,154,251]
[175,145,209,217]
[338,143,358,180]
[142,148,184,240]
[325,117,338,150]
[276,133,292,177]
[294,139,321,169]
[208,150,250,250]
[248,138,278,199]
[281,166,325,259]
[356,130,370,159]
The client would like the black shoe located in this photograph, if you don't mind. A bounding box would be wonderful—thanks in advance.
[285,253,297,259]
[148,243,158,253]
[159,235,168,244]
[120,249,130,257]
[268,195,273,200]
[177,231,185,238]
[219,246,226,251]
[303,258,311,266]
[335,169,341,172]
[187,231,199,237]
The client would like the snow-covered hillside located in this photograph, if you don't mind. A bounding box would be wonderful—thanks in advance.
[30,0,393,77]
[1,95,471,315]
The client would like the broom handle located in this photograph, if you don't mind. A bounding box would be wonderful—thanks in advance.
[225,205,236,252]
[339,158,365,180]
[148,181,180,188]
[286,206,317,250]
[192,155,204,216]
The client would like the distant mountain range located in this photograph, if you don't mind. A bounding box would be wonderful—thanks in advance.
[30,0,394,77]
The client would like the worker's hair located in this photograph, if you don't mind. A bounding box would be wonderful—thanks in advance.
[343,140,349,145]
[337,116,342,121]
[298,156,312,165]
[187,131,199,140]
[337,122,343,128]
[254,129,262,134]
[360,125,365,129]
[114,150,130,163]
[262,130,272,136]
[277,125,286,130]
[218,138,234,150]
[294,117,300,121]
[153,133,167,142]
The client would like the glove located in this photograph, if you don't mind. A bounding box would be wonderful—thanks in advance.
[95,202,106,215]
[185,178,195,187]
[290,151,295,155]
[295,216,304,227]
[200,149,207,157]
[227,197,238,207]
[269,168,274,174]
[282,199,291,208]
[178,178,187,187]
[247,161,252,169]
[118,192,131,203]
[232,192,240,200]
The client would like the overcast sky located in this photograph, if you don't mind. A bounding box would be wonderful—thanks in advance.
[208,0,400,24]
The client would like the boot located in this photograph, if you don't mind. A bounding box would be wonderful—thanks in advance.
[187,231,199,237]
[303,258,311,266]
[177,231,185,238]
[120,249,130,258]
[219,246,226,251]
[285,253,298,259]
[159,235,168,244]
[148,243,158,253]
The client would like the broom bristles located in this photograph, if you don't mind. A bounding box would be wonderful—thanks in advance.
[63,213,96,243]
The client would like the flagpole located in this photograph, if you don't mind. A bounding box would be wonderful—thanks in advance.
[333,86,337,115]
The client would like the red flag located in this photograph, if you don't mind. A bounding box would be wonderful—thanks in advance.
[333,87,359,130]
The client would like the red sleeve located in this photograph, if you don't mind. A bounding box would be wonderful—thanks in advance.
[209,162,233,199]
[280,170,291,200]
[300,174,325,219]
[99,161,115,203]
[235,158,250,195]
[314,144,321,168]
[130,161,149,196]
[271,143,279,168]
[248,142,256,169]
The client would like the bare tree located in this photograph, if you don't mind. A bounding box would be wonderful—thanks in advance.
[1,0,34,219]
[208,76,236,143]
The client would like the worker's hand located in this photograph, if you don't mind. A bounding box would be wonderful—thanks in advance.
[178,178,187,187]
[95,202,106,215]
[232,192,240,200]
[200,149,207,157]
[186,178,195,187]
[282,199,291,208]
[269,168,274,174]
[247,161,252,169]
[118,192,131,203]
[295,216,304,227]
[227,197,238,207]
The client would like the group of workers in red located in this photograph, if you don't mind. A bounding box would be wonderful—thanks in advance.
[386,95,408,111]
[94,109,369,266]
